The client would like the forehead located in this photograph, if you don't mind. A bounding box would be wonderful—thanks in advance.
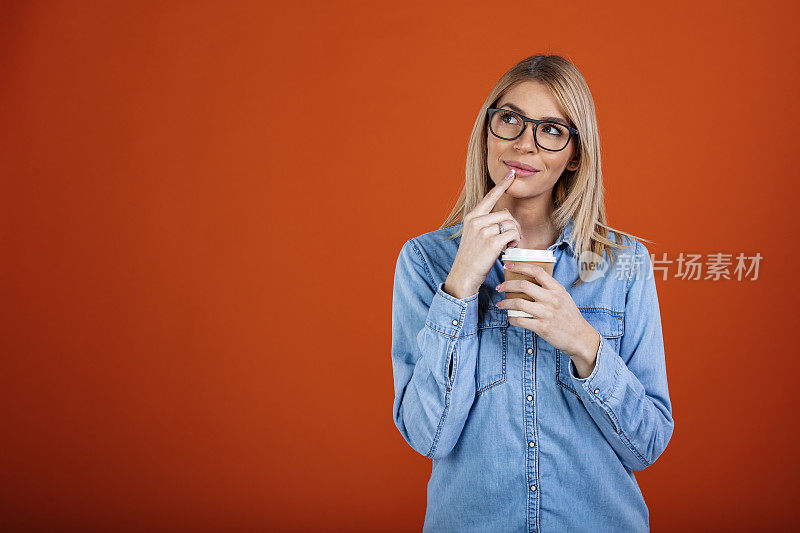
[497,81,568,121]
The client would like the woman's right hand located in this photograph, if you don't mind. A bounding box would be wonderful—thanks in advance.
[445,168,523,299]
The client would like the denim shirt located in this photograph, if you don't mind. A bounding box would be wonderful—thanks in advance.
[390,217,673,532]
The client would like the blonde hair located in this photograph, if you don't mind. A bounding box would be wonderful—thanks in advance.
[439,54,653,287]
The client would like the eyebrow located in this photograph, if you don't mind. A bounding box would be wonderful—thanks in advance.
[498,102,568,125]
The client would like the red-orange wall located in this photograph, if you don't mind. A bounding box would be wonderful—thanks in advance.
[2,1,798,531]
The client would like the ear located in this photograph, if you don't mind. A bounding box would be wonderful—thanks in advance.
[566,155,580,172]
[565,141,581,171]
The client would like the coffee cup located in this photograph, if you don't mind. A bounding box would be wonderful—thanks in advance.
[500,248,556,318]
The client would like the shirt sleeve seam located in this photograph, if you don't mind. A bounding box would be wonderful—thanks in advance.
[615,417,651,468]
[596,360,651,468]
[425,381,452,458]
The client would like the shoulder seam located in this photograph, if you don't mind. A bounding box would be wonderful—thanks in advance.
[625,238,641,293]
[408,238,437,288]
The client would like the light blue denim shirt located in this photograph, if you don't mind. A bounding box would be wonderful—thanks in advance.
[390,217,673,532]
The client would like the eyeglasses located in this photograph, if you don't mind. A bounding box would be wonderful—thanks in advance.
[486,107,579,152]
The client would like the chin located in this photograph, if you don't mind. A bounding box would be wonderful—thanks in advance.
[508,184,550,197]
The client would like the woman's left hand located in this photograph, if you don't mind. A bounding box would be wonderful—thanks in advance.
[495,262,601,377]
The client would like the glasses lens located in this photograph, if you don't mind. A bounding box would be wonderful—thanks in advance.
[536,122,570,151]
[490,110,524,140]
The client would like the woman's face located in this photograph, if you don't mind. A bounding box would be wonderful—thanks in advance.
[486,81,580,199]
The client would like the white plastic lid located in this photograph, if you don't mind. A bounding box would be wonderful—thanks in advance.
[501,248,556,262]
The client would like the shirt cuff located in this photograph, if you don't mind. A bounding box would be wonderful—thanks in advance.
[568,334,622,404]
[424,281,480,339]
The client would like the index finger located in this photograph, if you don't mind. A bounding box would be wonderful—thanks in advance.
[473,168,516,215]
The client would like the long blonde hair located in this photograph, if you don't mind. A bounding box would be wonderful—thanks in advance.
[439,54,653,287]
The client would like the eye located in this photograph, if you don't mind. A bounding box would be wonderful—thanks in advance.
[500,112,520,125]
[541,122,567,137]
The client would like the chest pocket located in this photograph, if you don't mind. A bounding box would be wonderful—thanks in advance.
[474,306,508,395]
[556,307,624,396]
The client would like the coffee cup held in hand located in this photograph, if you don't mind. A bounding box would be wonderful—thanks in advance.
[501,249,556,318]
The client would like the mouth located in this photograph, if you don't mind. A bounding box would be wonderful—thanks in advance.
[503,161,540,177]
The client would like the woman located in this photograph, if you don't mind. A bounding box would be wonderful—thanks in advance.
[390,55,673,532]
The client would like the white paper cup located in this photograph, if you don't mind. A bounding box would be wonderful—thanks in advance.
[501,249,556,318]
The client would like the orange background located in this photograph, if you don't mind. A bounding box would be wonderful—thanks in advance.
[2,1,799,531]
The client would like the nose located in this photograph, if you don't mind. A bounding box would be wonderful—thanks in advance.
[513,122,539,152]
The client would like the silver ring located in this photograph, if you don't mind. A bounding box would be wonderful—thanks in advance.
[498,222,504,234]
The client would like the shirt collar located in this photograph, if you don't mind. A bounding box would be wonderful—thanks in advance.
[550,217,576,256]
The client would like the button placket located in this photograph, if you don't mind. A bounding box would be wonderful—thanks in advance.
[524,335,539,533]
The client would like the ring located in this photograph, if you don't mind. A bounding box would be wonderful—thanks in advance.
[498,222,504,234]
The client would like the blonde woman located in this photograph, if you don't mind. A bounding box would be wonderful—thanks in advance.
[390,55,673,532]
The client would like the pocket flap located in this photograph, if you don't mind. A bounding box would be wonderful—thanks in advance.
[478,306,508,329]
[579,308,624,338]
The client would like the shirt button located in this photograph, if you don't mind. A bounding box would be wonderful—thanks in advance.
[452,319,459,326]
[530,484,537,491]
[594,388,600,394]
[526,395,533,401]
[527,348,533,354]
[528,441,535,448]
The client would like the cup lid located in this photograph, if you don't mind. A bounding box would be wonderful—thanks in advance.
[501,248,556,262]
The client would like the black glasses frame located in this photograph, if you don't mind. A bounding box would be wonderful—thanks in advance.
[486,107,579,152]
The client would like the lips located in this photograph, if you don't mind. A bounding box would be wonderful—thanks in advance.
[504,160,539,172]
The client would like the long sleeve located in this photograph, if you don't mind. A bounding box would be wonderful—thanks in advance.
[567,239,674,471]
[391,239,480,460]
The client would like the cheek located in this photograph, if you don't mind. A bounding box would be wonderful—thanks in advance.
[542,152,569,170]
[486,136,500,157]
[542,175,561,189]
